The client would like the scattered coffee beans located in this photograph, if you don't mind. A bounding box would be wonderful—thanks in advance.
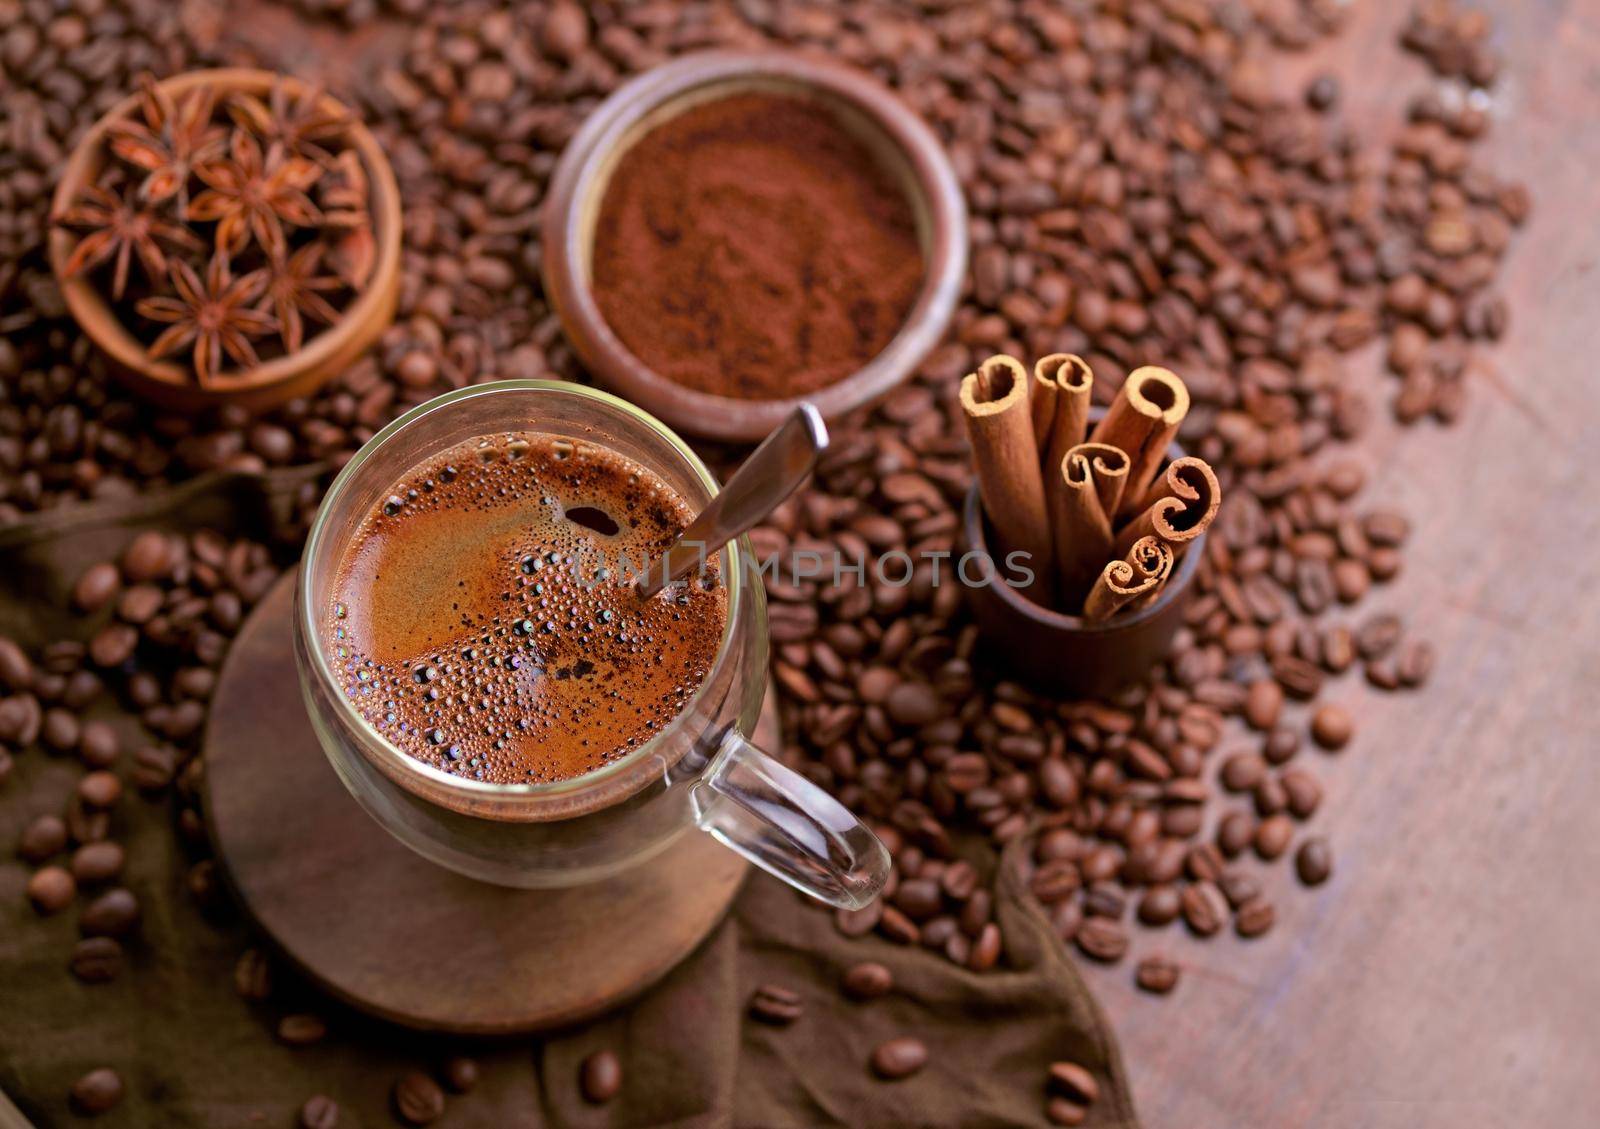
[870,1036,928,1080]
[1135,956,1181,995]
[748,983,804,1026]
[842,961,894,1001]
[440,1056,479,1094]
[277,1014,328,1047]
[299,1094,340,1129]
[27,866,76,915]
[392,1071,445,1125]
[69,1067,124,1116]
[69,937,125,984]
[1296,838,1335,886]
[579,1050,622,1104]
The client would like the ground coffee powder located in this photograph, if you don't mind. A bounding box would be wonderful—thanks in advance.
[591,91,924,401]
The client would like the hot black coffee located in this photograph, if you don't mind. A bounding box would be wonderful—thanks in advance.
[324,432,727,785]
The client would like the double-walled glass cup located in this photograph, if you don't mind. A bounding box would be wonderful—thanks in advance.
[294,381,889,908]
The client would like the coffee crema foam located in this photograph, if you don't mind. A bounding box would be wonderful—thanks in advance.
[324,432,727,785]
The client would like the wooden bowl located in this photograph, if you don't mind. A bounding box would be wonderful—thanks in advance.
[541,50,968,443]
[956,429,1206,699]
[48,68,403,414]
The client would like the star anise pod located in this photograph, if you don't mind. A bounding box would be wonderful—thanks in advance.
[188,129,323,259]
[104,73,227,208]
[226,78,352,163]
[53,183,204,301]
[260,243,344,354]
[135,252,275,386]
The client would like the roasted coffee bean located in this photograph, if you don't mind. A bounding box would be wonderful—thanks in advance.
[1046,1097,1089,1126]
[78,721,120,768]
[0,638,32,692]
[1243,679,1283,730]
[278,1014,327,1046]
[1397,639,1435,686]
[78,771,122,809]
[19,813,68,863]
[1219,871,1263,910]
[1255,815,1296,861]
[1311,705,1354,750]
[394,1070,446,1123]
[1356,613,1404,659]
[441,1056,479,1094]
[749,983,804,1025]
[579,1050,623,1104]
[1254,775,1289,817]
[121,532,175,583]
[842,961,893,1000]
[71,841,125,885]
[70,936,125,984]
[28,866,76,914]
[79,887,139,937]
[1221,751,1268,792]
[1135,955,1181,995]
[1181,882,1228,937]
[1217,812,1257,857]
[88,624,139,668]
[1074,918,1129,963]
[1264,726,1301,765]
[234,948,273,1001]
[1296,838,1334,886]
[968,921,1003,971]
[1235,899,1277,938]
[1366,656,1402,690]
[870,1036,928,1080]
[0,693,42,745]
[132,745,179,792]
[1282,770,1323,819]
[1048,1061,1099,1105]
[72,562,121,613]
[893,877,943,920]
[299,1094,340,1129]
[70,1068,124,1115]
[1137,885,1181,926]
[42,707,80,752]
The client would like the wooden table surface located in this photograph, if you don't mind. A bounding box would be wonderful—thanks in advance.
[1084,4,1600,1126]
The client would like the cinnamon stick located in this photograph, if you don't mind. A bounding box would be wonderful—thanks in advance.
[1088,366,1190,520]
[1050,442,1129,606]
[1083,535,1175,622]
[960,355,1054,598]
[1033,353,1094,468]
[1112,455,1222,560]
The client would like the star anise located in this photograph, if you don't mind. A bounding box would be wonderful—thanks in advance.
[53,183,204,301]
[226,78,351,163]
[260,243,344,353]
[104,73,227,208]
[188,129,323,259]
[135,252,275,386]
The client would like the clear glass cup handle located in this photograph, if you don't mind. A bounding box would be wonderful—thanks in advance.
[691,730,890,910]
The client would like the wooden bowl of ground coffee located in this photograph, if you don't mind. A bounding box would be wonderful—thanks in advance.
[542,50,967,442]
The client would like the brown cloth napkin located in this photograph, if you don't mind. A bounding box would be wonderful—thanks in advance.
[0,473,1140,1129]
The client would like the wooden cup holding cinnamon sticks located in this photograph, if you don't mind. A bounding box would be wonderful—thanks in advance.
[956,455,1206,697]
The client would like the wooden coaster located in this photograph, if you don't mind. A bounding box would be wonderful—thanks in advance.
[202,571,752,1034]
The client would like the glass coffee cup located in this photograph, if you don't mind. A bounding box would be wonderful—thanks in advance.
[294,380,889,909]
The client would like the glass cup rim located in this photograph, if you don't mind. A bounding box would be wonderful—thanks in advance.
[297,379,744,808]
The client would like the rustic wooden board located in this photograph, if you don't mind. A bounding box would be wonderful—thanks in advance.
[202,572,751,1035]
[1084,5,1600,1125]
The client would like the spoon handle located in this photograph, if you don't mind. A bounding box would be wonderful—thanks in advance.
[636,404,828,599]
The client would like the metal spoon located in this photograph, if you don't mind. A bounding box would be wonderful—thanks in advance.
[636,404,828,600]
